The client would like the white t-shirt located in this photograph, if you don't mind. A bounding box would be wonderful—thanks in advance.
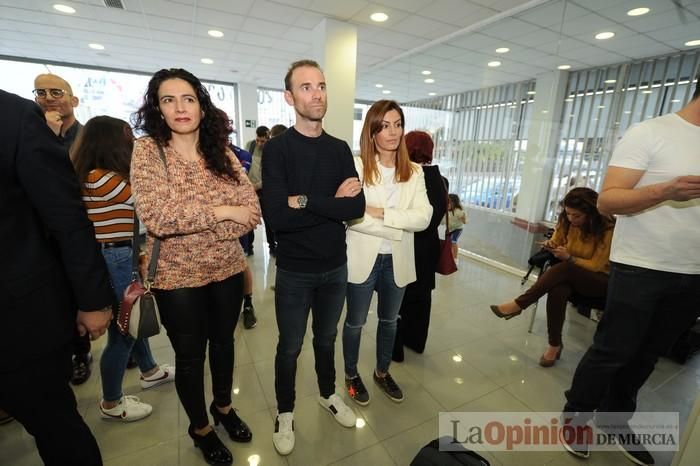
[379,164,399,254]
[608,112,700,274]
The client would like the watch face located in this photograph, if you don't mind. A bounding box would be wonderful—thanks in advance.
[298,195,308,208]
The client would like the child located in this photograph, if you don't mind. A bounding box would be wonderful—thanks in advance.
[446,194,467,259]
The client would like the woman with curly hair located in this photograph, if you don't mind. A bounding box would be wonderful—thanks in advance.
[490,187,615,367]
[131,68,260,465]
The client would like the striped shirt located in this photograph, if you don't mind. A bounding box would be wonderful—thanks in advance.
[82,169,134,242]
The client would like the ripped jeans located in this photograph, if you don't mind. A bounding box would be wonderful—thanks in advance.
[343,254,406,377]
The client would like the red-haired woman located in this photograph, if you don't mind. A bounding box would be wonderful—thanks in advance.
[342,100,432,405]
[392,131,448,360]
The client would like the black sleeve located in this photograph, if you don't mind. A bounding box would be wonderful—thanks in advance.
[426,170,448,231]
[261,137,328,232]
[15,102,113,311]
[305,141,366,221]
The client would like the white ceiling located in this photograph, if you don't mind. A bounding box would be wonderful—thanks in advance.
[1,0,699,102]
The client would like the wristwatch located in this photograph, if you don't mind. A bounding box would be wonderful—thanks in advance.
[297,194,308,209]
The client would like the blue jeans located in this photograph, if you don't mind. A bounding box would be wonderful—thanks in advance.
[344,254,406,377]
[100,246,157,402]
[274,264,347,413]
[564,262,700,420]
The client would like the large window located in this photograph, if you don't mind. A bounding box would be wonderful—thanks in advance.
[257,88,295,129]
[0,58,239,143]
[545,50,700,221]
[404,81,535,214]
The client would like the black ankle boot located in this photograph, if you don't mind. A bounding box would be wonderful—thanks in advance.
[187,425,232,465]
[209,402,253,442]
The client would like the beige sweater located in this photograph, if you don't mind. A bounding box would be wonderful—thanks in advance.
[130,137,259,290]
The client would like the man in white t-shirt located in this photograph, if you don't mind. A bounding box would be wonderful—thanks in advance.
[561,79,700,466]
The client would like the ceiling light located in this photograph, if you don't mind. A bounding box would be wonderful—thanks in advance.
[53,4,76,13]
[375,83,383,88]
[201,58,214,64]
[558,65,571,70]
[370,12,388,22]
[627,7,650,16]
[421,70,432,75]
[424,78,435,83]
[488,61,502,67]
[685,39,700,47]
[208,29,224,38]
[88,43,104,50]
[527,90,536,95]
[429,92,436,96]
[495,47,510,53]
[595,31,615,40]
[382,90,391,94]
[605,79,617,84]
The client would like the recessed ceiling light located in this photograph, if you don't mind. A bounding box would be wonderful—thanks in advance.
[201,58,214,64]
[685,39,700,47]
[527,90,536,95]
[429,92,436,96]
[208,29,224,38]
[375,83,383,88]
[605,79,617,84]
[627,7,650,16]
[595,31,615,40]
[382,90,391,94]
[421,70,432,75]
[495,47,510,54]
[558,65,571,70]
[370,12,388,22]
[53,4,76,14]
[488,61,501,67]
[89,43,104,50]
[424,78,435,83]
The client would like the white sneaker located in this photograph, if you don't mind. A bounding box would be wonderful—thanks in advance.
[272,412,295,455]
[318,393,356,428]
[99,395,153,422]
[140,364,175,390]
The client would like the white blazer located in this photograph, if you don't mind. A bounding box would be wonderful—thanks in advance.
[347,156,433,287]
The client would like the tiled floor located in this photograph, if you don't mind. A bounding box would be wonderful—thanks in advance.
[3,240,699,466]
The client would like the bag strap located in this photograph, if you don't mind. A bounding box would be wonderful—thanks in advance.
[131,143,167,286]
[441,177,451,237]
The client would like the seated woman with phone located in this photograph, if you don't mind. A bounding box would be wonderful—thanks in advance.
[489,187,615,367]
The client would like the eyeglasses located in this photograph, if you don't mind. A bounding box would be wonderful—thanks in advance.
[33,88,69,99]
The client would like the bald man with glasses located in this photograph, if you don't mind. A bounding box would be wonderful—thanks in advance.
[33,73,93,386]
[33,73,82,147]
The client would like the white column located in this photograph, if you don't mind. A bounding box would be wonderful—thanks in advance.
[237,82,258,147]
[515,70,568,224]
[312,18,357,145]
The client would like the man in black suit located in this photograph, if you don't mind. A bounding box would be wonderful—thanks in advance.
[0,90,113,465]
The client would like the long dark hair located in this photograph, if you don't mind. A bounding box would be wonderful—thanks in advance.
[556,187,614,242]
[359,100,415,186]
[71,116,133,182]
[448,193,463,211]
[132,68,236,180]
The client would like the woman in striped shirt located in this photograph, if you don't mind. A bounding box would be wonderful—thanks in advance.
[72,116,174,422]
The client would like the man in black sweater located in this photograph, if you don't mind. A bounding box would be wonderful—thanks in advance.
[262,59,365,456]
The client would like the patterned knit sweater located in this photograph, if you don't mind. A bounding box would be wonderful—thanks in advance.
[130,137,259,290]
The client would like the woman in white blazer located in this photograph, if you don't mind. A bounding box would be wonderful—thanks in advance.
[342,100,432,405]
